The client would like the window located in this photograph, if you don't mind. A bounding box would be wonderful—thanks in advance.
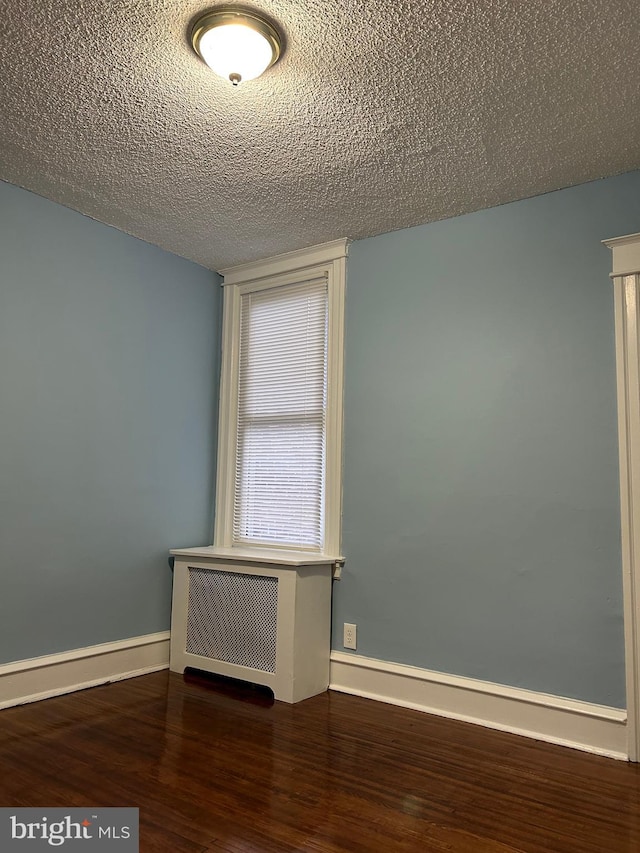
[234,279,327,547]
[214,240,347,556]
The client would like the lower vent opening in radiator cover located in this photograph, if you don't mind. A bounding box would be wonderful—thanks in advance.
[185,567,278,673]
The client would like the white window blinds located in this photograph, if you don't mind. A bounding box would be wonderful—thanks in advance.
[233,277,328,549]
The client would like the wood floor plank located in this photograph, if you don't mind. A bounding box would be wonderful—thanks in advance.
[1,670,639,852]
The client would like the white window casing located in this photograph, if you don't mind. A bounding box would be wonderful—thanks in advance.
[214,239,348,557]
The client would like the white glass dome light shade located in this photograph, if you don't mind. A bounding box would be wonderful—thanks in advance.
[198,23,272,83]
[191,10,282,86]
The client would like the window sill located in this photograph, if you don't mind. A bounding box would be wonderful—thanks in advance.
[169,545,344,577]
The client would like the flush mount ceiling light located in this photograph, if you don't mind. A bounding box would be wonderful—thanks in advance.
[191,7,282,86]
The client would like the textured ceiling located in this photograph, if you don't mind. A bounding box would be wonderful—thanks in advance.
[1,0,639,271]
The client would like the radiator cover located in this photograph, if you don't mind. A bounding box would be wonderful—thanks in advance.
[169,547,335,703]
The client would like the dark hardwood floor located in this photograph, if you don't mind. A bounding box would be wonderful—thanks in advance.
[1,671,640,852]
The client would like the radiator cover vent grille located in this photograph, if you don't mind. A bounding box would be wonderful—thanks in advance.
[186,567,278,673]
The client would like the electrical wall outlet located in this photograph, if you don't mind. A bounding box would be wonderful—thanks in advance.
[343,622,357,650]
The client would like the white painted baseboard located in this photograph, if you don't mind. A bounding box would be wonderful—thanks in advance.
[0,632,170,710]
[0,638,627,760]
[330,651,628,760]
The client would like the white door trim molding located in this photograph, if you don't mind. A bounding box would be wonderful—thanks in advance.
[330,651,627,760]
[604,231,640,761]
[0,632,170,710]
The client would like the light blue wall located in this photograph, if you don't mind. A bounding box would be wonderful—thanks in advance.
[334,170,640,708]
[0,181,220,664]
